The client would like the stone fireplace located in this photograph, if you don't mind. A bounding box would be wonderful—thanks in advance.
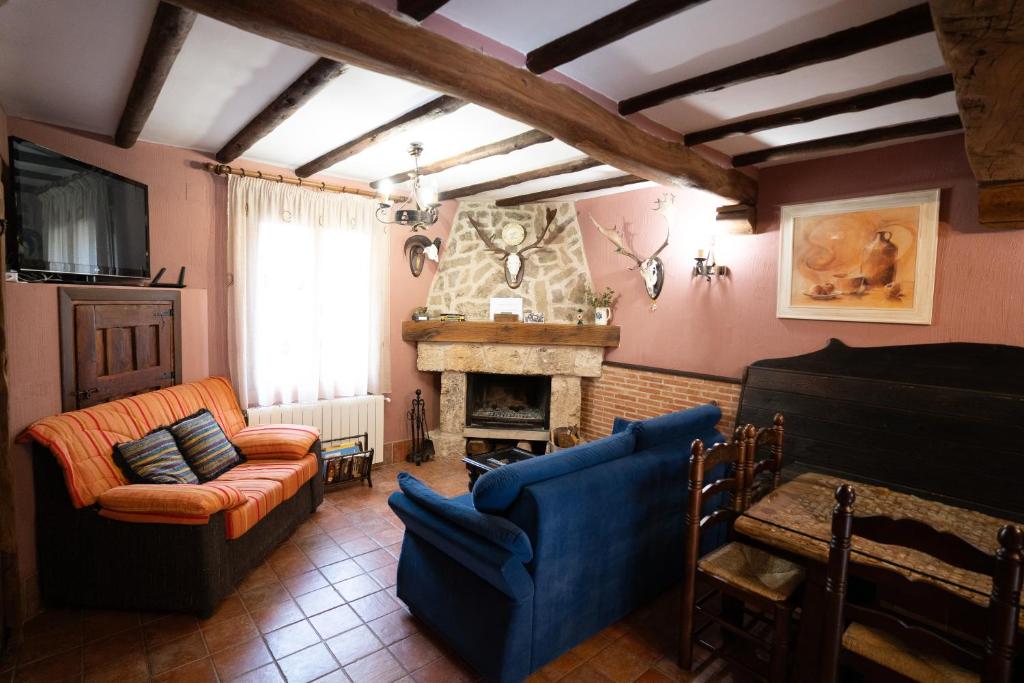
[405,199,617,460]
[407,328,615,460]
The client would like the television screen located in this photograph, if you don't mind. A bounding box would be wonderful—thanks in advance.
[6,137,150,279]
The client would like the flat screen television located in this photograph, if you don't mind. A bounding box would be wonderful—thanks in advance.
[6,137,150,281]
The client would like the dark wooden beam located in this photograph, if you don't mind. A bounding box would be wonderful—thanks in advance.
[685,74,955,146]
[495,174,647,206]
[978,182,1024,230]
[731,114,962,167]
[931,0,1024,228]
[526,0,709,74]
[163,0,758,203]
[439,157,603,201]
[716,203,756,234]
[216,58,346,163]
[619,4,935,115]
[397,0,450,21]
[295,95,465,177]
[371,129,552,189]
[115,2,196,148]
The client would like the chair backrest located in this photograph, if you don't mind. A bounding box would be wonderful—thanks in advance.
[746,413,784,506]
[821,484,1024,683]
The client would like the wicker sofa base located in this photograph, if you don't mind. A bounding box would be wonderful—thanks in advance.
[33,444,325,618]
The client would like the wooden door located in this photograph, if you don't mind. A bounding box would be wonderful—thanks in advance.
[60,288,182,411]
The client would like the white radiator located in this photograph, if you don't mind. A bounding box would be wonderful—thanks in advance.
[247,395,386,464]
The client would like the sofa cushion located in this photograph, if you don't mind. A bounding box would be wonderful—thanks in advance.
[18,377,245,507]
[231,424,320,460]
[114,429,199,485]
[169,409,243,481]
[223,479,287,539]
[97,481,246,523]
[398,473,533,563]
[614,403,723,451]
[472,428,637,514]
[217,455,319,499]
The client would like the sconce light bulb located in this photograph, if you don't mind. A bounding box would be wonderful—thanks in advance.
[378,179,393,204]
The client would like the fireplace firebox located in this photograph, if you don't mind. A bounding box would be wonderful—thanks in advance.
[465,373,551,430]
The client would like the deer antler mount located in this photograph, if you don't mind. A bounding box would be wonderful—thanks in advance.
[590,193,673,307]
[467,208,557,289]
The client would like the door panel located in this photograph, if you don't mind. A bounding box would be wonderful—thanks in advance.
[59,288,182,411]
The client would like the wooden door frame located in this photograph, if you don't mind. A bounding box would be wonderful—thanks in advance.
[58,287,182,412]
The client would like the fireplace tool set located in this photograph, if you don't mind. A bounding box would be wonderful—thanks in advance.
[408,389,434,465]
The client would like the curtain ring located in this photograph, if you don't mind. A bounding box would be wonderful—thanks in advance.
[278,174,283,184]
[321,182,326,192]
[256,170,263,179]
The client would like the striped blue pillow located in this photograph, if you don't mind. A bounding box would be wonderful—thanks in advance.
[169,409,242,481]
[114,429,199,485]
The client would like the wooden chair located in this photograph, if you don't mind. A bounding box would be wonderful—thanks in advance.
[743,413,784,508]
[680,430,805,682]
[822,484,1024,683]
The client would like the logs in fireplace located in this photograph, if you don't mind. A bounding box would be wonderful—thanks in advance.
[465,373,550,430]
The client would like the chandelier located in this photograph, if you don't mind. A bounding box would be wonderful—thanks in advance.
[375,142,439,231]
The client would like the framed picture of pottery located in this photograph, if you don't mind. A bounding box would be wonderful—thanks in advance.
[777,189,939,325]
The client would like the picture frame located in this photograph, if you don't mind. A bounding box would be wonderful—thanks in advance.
[777,189,940,325]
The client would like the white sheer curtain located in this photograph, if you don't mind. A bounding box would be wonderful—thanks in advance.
[227,175,390,408]
[38,174,111,271]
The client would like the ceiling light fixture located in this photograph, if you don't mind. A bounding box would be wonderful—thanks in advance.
[376,142,439,231]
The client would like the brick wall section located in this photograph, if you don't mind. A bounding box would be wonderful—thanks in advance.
[580,363,742,441]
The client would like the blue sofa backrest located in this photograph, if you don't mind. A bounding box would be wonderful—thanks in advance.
[503,403,725,669]
[472,428,638,514]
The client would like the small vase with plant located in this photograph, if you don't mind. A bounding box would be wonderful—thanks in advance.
[584,285,617,326]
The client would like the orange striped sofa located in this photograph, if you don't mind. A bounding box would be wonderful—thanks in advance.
[20,377,325,617]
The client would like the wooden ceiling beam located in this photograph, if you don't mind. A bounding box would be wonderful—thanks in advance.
[494,174,647,207]
[526,0,709,74]
[115,2,196,148]
[295,95,465,177]
[216,58,347,163]
[619,4,935,115]
[397,0,450,21]
[439,157,604,201]
[684,74,955,146]
[370,129,553,189]
[731,114,962,167]
[930,0,1024,228]
[164,0,757,204]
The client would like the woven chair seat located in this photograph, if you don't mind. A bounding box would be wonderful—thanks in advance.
[698,541,805,602]
[842,623,978,683]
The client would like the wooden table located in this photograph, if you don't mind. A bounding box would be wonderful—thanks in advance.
[734,472,1021,680]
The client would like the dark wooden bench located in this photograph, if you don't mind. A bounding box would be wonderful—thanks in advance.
[736,339,1024,522]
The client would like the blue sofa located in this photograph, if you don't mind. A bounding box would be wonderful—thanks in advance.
[387,404,725,683]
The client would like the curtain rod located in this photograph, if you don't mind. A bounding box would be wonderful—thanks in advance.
[203,162,404,201]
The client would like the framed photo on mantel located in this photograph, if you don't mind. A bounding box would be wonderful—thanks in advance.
[777,189,940,325]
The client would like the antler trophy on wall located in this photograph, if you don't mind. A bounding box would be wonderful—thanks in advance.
[590,193,673,309]
[467,208,557,289]
[403,235,442,277]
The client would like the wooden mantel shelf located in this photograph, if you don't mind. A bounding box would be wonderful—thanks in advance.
[401,321,620,348]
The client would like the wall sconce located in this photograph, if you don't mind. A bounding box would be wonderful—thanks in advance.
[692,247,727,282]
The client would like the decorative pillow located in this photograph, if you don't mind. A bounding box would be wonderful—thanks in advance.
[168,409,243,481]
[231,424,319,460]
[113,429,199,485]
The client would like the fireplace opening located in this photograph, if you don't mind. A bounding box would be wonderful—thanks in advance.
[466,373,551,430]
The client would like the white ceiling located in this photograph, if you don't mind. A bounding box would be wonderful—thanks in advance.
[0,0,960,203]
[438,0,957,159]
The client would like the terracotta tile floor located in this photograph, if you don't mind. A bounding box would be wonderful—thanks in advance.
[2,459,737,683]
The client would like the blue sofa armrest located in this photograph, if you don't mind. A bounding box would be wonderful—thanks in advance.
[388,479,534,602]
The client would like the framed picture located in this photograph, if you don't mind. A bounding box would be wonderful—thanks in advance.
[777,189,939,325]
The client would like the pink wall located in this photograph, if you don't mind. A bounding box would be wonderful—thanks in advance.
[3,119,451,600]
[578,133,1024,379]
